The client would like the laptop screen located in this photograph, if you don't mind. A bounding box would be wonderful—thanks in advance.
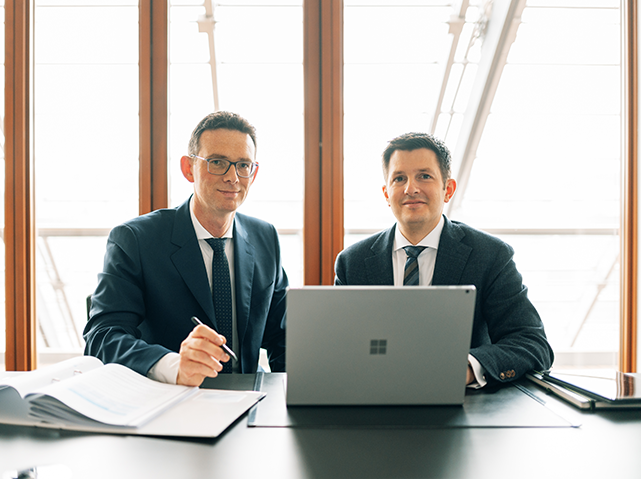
[286,286,476,406]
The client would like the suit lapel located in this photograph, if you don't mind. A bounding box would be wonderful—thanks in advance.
[170,198,217,326]
[232,215,254,346]
[432,217,471,286]
[364,226,395,285]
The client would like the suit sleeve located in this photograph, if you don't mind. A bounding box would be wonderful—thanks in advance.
[259,225,288,372]
[469,242,554,384]
[83,224,171,376]
[334,250,347,285]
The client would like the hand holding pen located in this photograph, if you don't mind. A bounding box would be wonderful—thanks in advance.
[190,316,237,362]
[174,316,237,386]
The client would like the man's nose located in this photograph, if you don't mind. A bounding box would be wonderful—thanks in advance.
[405,178,419,194]
[222,164,239,182]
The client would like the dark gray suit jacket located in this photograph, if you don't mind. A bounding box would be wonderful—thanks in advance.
[84,198,288,376]
[334,216,553,384]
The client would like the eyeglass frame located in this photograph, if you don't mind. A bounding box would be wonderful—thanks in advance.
[189,154,259,178]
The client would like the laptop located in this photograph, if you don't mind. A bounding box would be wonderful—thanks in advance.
[286,285,476,406]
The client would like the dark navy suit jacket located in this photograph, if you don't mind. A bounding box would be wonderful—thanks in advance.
[334,216,553,384]
[84,198,287,376]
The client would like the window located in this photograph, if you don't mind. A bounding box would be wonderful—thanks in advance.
[462,3,621,368]
[168,0,304,286]
[3,0,636,371]
[33,1,139,367]
[344,0,621,369]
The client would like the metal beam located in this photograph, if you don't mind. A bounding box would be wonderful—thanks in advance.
[198,0,220,111]
[447,0,526,216]
[430,0,469,134]
[345,227,619,237]
[570,253,619,348]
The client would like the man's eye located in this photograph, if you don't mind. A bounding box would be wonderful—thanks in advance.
[209,159,224,166]
[393,176,405,183]
[238,162,251,169]
[420,174,432,180]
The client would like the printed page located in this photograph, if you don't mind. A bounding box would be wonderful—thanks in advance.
[0,356,104,398]
[26,363,196,427]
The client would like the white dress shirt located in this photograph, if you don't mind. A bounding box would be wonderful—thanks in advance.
[148,199,239,384]
[391,216,487,388]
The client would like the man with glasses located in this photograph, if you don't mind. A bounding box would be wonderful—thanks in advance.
[334,132,553,387]
[84,111,287,386]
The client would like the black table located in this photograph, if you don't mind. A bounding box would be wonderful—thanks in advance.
[1,374,640,478]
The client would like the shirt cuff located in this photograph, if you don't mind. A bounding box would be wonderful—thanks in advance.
[147,352,180,385]
[466,354,487,389]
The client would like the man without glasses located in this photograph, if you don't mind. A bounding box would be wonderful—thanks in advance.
[334,132,553,387]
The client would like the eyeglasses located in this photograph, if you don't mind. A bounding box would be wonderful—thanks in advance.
[190,154,259,178]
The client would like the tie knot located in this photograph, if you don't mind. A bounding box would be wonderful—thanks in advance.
[206,237,227,254]
[403,245,426,259]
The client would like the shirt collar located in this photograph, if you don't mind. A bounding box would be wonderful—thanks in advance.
[393,215,445,252]
[189,197,234,240]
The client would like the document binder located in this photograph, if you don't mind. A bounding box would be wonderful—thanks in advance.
[0,356,263,438]
[527,370,641,411]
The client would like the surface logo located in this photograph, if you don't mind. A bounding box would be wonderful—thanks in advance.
[370,339,387,355]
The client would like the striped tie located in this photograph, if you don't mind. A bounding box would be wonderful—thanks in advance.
[205,238,233,373]
[403,246,427,286]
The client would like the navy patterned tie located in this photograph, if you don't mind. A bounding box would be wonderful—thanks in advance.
[403,246,427,286]
[205,238,233,373]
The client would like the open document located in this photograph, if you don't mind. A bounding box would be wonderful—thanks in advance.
[0,356,264,438]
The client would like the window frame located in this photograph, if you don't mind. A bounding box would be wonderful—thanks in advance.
[622,0,638,372]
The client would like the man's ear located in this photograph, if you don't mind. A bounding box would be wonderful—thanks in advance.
[180,155,195,183]
[382,184,390,206]
[444,178,457,203]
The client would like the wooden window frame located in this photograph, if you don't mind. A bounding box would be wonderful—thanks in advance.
[3,0,168,370]
[304,0,344,286]
[139,0,169,214]
[622,0,638,372]
[4,0,35,371]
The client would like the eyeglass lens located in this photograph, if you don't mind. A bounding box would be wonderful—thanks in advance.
[207,159,255,177]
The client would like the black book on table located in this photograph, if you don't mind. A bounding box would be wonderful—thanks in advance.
[538,369,641,406]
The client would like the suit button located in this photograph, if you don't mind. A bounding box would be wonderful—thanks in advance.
[499,372,506,380]
[509,370,515,378]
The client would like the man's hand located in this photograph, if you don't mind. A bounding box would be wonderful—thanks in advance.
[466,364,475,385]
[176,324,230,386]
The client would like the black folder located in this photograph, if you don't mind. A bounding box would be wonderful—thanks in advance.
[527,369,641,410]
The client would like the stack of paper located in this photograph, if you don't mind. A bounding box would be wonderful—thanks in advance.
[0,356,264,437]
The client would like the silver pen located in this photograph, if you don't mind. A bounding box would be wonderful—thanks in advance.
[190,316,238,362]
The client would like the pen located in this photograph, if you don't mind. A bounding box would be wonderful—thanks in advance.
[190,316,238,362]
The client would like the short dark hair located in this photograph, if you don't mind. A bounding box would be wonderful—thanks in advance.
[187,111,257,156]
[381,132,452,185]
